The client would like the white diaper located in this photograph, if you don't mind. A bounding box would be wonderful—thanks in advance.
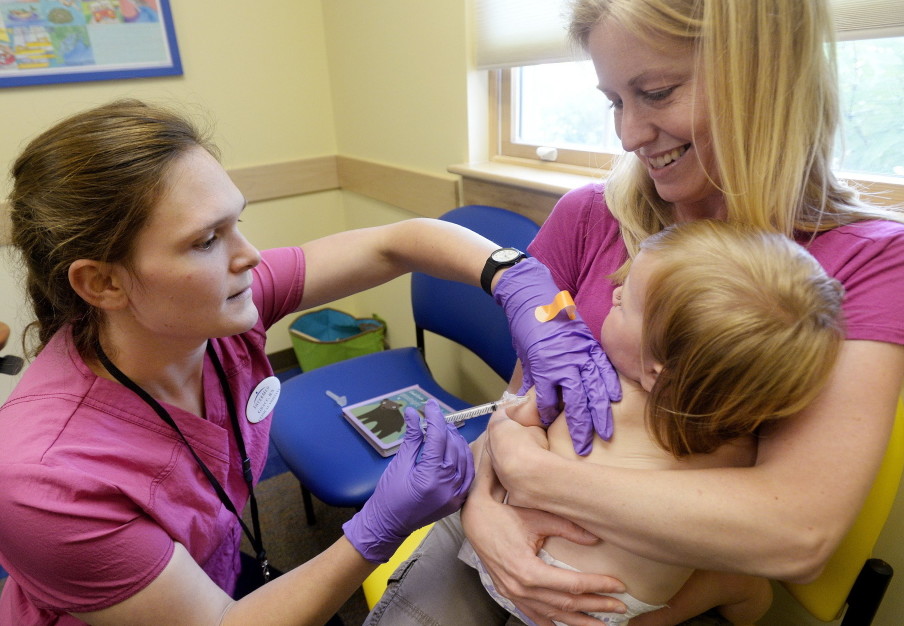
[458,540,666,625]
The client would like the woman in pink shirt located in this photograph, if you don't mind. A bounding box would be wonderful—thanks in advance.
[0,99,611,625]
[364,1,904,625]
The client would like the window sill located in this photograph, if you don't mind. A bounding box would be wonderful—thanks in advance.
[449,157,904,225]
[448,156,609,224]
[840,171,904,207]
[449,156,606,195]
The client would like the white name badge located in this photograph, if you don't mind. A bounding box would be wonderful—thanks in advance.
[246,376,281,423]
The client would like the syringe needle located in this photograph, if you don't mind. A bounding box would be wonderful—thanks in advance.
[444,392,528,423]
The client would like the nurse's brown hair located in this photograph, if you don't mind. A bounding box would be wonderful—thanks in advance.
[10,99,218,359]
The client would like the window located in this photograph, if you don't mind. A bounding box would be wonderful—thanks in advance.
[499,36,904,181]
[499,60,617,170]
[835,36,904,177]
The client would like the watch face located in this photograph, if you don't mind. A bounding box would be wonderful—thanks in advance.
[493,248,521,262]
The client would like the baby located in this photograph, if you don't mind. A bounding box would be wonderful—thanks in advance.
[463,220,845,625]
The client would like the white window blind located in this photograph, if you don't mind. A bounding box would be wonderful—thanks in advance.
[475,0,904,69]
[474,0,573,69]
[834,0,904,41]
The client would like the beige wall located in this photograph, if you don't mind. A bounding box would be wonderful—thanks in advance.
[322,0,472,172]
[0,1,900,623]
[0,1,337,181]
[0,0,503,402]
[0,0,344,362]
[322,0,504,402]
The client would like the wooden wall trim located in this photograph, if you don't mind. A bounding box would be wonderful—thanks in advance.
[451,159,904,225]
[0,154,465,246]
[0,156,344,247]
[458,177,558,226]
[4,155,897,247]
[449,159,595,225]
[229,155,339,203]
[337,156,460,218]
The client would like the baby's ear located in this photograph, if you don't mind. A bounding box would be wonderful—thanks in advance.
[68,260,128,310]
[640,361,663,393]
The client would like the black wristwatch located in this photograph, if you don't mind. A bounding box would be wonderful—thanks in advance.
[480,247,527,295]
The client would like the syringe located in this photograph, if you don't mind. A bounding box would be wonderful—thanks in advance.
[444,391,529,423]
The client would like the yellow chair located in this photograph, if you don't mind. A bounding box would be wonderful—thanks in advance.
[362,523,434,609]
[782,398,904,624]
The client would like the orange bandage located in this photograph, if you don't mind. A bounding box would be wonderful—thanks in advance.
[534,290,576,322]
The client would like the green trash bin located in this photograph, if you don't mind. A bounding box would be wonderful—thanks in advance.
[289,307,386,372]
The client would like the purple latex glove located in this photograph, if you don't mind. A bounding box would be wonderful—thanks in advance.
[494,257,621,455]
[343,399,474,563]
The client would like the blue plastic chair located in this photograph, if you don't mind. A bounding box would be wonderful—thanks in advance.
[270,205,541,523]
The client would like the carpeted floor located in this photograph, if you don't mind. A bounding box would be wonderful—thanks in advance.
[238,365,373,624]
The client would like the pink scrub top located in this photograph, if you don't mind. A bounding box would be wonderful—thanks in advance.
[0,247,304,623]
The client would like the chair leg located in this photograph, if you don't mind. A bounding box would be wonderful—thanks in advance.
[415,326,426,361]
[840,558,893,626]
[301,484,317,526]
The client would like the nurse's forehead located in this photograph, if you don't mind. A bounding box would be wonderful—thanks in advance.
[141,187,246,244]
[151,152,245,225]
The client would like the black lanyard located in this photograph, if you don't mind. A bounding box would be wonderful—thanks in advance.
[95,340,271,582]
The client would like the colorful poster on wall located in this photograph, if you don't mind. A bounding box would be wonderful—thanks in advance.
[0,0,181,87]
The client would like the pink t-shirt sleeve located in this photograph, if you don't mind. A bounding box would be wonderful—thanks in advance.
[0,464,174,613]
[807,220,904,346]
[252,247,305,329]
[0,247,307,619]
[528,183,601,293]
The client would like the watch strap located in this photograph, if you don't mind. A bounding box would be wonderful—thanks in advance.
[480,248,526,296]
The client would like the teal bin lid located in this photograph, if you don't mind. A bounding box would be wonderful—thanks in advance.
[290,308,368,341]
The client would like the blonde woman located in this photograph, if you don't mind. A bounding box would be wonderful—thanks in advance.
[366,1,904,624]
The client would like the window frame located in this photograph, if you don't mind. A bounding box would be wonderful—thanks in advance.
[496,68,618,171]
[491,68,904,206]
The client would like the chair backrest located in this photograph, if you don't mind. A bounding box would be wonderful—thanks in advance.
[781,396,904,622]
[410,205,541,381]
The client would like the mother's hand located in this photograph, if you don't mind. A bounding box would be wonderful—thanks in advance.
[485,406,557,495]
[461,416,627,625]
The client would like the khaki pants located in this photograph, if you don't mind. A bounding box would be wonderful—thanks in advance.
[363,511,519,626]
